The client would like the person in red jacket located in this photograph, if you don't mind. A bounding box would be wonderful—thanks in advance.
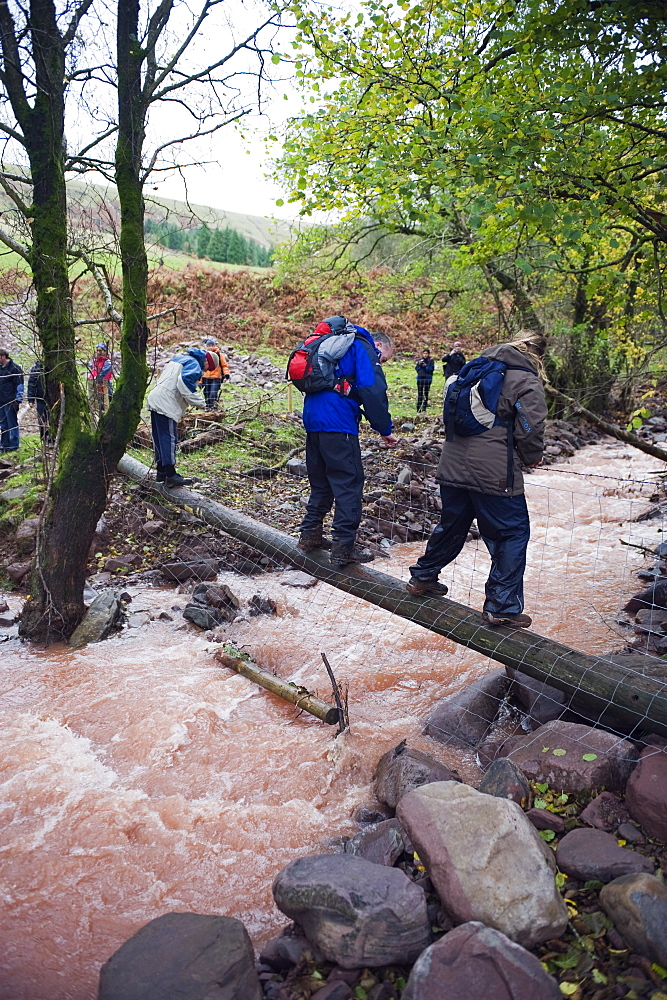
[200,338,230,410]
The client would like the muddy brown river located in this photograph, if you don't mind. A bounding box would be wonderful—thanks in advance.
[1,439,664,999]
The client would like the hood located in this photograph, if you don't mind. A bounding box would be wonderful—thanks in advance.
[171,352,204,392]
[483,343,538,373]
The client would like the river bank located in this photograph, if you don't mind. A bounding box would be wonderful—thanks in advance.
[1,438,667,999]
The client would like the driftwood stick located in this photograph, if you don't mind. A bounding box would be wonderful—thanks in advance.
[215,649,340,725]
[321,652,347,733]
[118,454,667,739]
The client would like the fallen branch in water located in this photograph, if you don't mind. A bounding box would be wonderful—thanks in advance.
[214,647,340,725]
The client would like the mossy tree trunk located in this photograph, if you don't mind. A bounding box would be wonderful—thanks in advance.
[15,0,149,642]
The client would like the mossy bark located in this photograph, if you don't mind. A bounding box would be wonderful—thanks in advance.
[19,0,149,642]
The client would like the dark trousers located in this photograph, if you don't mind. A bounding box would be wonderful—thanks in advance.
[202,379,221,409]
[300,431,364,545]
[151,411,178,478]
[416,380,431,412]
[35,400,50,440]
[0,402,19,451]
[409,484,531,615]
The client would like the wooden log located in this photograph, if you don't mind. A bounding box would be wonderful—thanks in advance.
[215,649,340,725]
[118,454,667,739]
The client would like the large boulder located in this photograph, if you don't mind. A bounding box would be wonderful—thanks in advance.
[14,516,40,554]
[396,781,568,949]
[505,666,569,727]
[624,744,667,840]
[423,669,509,748]
[68,590,120,649]
[505,721,638,793]
[402,922,561,1000]
[97,912,261,1000]
[272,854,432,968]
[600,873,667,967]
[555,828,654,882]
[373,742,459,810]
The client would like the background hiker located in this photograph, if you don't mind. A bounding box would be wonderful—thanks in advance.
[407,332,548,628]
[200,337,230,410]
[27,359,50,442]
[0,348,24,453]
[147,348,214,488]
[87,343,115,415]
[442,340,466,379]
[295,318,398,567]
[415,348,435,412]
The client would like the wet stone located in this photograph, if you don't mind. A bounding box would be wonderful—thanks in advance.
[555,828,655,883]
[600,872,667,967]
[478,758,531,807]
[579,791,630,833]
[68,590,120,649]
[343,818,409,866]
[424,669,509,748]
[525,808,566,834]
[373,742,459,810]
[624,743,667,841]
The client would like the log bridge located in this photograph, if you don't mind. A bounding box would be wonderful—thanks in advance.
[119,455,667,740]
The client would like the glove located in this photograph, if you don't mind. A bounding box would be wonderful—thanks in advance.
[223,374,230,382]
[11,400,20,413]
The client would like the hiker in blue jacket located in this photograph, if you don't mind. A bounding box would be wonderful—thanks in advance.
[0,348,24,452]
[415,348,435,412]
[298,326,398,567]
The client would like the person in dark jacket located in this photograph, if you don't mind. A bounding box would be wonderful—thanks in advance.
[415,349,435,412]
[406,333,548,628]
[298,323,398,567]
[0,348,24,452]
[442,341,466,379]
[27,360,50,442]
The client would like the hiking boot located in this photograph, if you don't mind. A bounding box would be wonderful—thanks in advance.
[406,576,449,597]
[297,528,332,551]
[482,611,532,628]
[329,541,375,568]
[156,472,166,483]
[165,474,194,488]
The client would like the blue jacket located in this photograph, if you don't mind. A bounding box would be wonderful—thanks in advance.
[302,329,393,436]
[415,357,435,382]
[0,358,24,405]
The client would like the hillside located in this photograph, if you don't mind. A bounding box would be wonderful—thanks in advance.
[0,172,294,250]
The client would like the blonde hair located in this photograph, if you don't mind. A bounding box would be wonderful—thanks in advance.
[507,331,548,380]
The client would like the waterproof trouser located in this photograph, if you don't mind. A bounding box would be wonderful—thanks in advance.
[202,379,221,409]
[300,431,364,545]
[35,400,50,440]
[409,484,530,616]
[416,380,431,412]
[0,402,19,451]
[151,411,178,479]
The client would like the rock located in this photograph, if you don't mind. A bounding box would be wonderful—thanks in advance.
[141,520,165,537]
[579,791,630,833]
[525,808,565,834]
[104,554,141,573]
[424,669,509,748]
[555,828,654,882]
[623,580,667,614]
[397,466,412,485]
[272,854,432,969]
[259,930,314,971]
[624,743,667,840]
[0,486,29,502]
[352,804,392,825]
[478,758,531,807]
[248,594,277,616]
[600,873,667,967]
[633,607,667,633]
[506,721,639,793]
[279,571,318,588]
[506,666,568,727]
[5,561,31,583]
[402,922,561,1000]
[617,821,645,844]
[182,604,223,630]
[396,781,568,949]
[286,457,308,478]
[373,742,459,809]
[97,911,261,1000]
[14,517,40,554]
[68,590,120,649]
[158,559,219,582]
[311,982,353,1000]
[344,818,409,866]
[127,612,151,628]
[0,600,9,612]
[400,422,415,432]
[192,582,240,609]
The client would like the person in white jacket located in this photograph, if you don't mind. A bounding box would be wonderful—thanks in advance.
[147,348,213,487]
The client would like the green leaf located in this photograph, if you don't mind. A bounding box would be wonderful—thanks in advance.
[582,754,597,761]
[515,257,533,274]
[539,829,556,842]
[552,748,567,756]
[271,53,281,64]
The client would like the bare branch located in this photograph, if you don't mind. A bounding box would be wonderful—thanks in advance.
[72,248,122,323]
[0,223,29,259]
[0,0,31,129]
[62,0,96,45]
[0,170,30,214]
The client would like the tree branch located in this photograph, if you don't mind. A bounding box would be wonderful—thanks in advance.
[0,223,29,259]
[72,248,122,323]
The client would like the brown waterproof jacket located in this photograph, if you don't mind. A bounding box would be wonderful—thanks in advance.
[436,343,547,497]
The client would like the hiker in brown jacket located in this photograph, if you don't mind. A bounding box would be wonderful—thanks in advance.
[406,333,548,628]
